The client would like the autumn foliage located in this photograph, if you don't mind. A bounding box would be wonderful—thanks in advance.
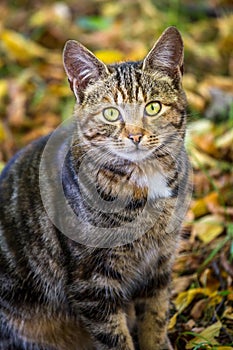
[0,1,232,349]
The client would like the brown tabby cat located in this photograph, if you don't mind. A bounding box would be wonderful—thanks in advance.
[0,27,191,350]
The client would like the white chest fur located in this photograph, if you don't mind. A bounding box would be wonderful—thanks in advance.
[132,169,171,200]
[146,171,171,199]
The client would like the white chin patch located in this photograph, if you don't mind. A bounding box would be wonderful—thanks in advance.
[115,149,151,162]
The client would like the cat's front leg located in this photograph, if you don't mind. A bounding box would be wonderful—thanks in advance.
[136,288,173,350]
[80,307,135,350]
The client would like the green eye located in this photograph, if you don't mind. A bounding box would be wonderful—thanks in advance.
[145,101,161,117]
[103,107,120,122]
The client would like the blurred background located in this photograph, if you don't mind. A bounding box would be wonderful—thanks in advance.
[0,1,233,349]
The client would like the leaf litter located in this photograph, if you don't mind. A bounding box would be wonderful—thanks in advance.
[0,1,233,348]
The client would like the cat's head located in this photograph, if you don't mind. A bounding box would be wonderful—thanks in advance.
[63,27,186,163]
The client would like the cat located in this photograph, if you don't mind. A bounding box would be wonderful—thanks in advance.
[0,26,191,350]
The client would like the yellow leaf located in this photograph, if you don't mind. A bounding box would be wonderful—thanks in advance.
[0,162,5,174]
[191,198,208,218]
[215,128,233,149]
[0,29,46,62]
[30,3,70,27]
[0,80,7,101]
[0,121,6,141]
[48,84,70,97]
[193,215,224,244]
[168,312,178,330]
[102,2,122,17]
[208,291,223,307]
[222,306,233,320]
[186,321,222,349]
[95,50,123,64]
[216,347,233,350]
[189,146,218,169]
[174,288,211,314]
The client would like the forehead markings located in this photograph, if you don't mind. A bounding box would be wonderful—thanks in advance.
[113,65,147,105]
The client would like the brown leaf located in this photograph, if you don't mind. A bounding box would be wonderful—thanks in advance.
[190,298,208,320]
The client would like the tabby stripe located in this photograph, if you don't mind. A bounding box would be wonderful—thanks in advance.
[166,170,178,187]
[147,314,167,329]
[101,164,129,177]
[76,281,125,304]
[128,66,135,102]
[133,270,171,298]
[157,254,171,268]
[96,264,124,281]
[135,84,139,101]
[171,184,179,197]
[125,198,146,210]
[95,332,120,348]
[116,68,127,101]
[153,134,175,156]
[171,110,186,129]
[112,212,136,225]
[79,305,112,322]
[154,151,170,158]
[96,187,117,202]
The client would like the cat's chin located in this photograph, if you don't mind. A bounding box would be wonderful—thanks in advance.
[113,149,152,163]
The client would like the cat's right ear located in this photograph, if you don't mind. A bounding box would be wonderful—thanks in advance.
[142,27,184,76]
[63,40,109,101]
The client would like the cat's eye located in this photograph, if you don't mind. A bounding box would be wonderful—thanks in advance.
[145,101,161,117]
[103,107,120,122]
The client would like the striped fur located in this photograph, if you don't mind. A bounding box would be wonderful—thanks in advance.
[0,27,191,349]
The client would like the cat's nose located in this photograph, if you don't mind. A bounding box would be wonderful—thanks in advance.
[128,133,143,145]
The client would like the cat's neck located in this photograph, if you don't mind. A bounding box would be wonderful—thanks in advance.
[68,140,172,204]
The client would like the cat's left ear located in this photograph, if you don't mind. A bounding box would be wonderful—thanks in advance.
[143,26,184,76]
[63,40,109,101]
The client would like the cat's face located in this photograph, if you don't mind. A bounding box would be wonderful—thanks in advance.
[63,27,186,163]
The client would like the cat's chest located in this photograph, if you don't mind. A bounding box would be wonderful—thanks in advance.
[134,170,171,200]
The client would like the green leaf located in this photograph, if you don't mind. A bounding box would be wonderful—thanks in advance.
[76,16,112,31]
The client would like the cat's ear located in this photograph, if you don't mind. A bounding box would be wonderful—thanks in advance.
[63,40,109,100]
[142,27,184,75]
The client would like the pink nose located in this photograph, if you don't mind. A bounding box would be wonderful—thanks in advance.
[128,133,142,144]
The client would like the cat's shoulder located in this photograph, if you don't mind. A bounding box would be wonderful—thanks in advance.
[0,134,50,183]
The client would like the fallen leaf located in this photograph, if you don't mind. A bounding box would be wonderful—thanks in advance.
[191,198,208,218]
[95,49,123,64]
[222,306,233,320]
[193,133,219,156]
[0,121,6,142]
[0,29,46,62]
[193,214,224,244]
[174,288,211,314]
[172,275,195,296]
[190,298,208,320]
[215,128,233,149]
[188,145,218,169]
[0,80,7,102]
[0,162,5,173]
[186,320,222,349]
[168,312,178,330]
[199,268,220,291]
[184,319,196,331]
